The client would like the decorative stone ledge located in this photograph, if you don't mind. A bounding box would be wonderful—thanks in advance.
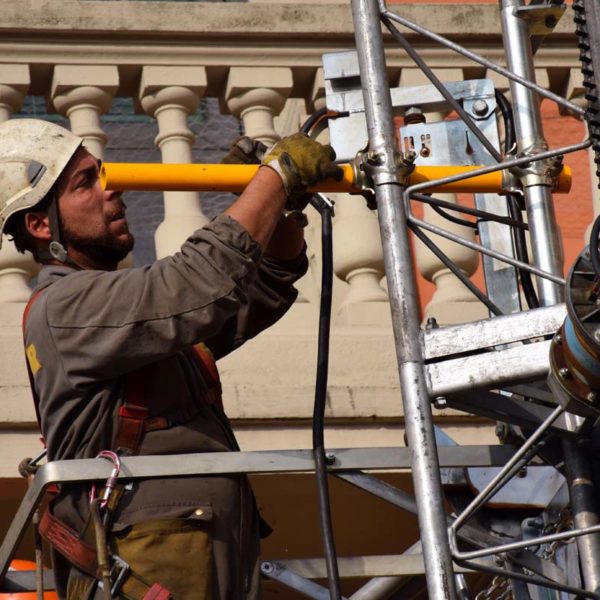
[0,2,576,38]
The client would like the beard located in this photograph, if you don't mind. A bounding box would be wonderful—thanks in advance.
[60,220,135,268]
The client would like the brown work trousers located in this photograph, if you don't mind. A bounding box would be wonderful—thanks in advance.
[67,517,212,600]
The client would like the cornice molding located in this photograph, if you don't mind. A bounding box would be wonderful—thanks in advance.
[0,2,575,39]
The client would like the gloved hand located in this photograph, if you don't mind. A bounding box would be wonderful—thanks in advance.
[262,132,343,211]
[221,136,268,165]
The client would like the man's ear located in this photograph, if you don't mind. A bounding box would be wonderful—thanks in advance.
[24,212,51,242]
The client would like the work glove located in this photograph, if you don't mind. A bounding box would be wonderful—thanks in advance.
[262,132,343,211]
[221,136,268,165]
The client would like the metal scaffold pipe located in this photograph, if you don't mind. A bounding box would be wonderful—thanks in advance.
[100,162,572,194]
[501,0,564,306]
[351,0,457,599]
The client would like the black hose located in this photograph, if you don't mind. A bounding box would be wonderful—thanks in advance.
[301,107,328,135]
[495,90,516,153]
[429,203,478,229]
[310,193,342,600]
[508,195,539,309]
[411,192,529,230]
[495,90,540,309]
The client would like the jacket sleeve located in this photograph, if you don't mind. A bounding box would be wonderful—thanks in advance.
[204,247,308,360]
[32,215,265,386]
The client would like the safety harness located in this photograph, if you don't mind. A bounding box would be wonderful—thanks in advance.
[22,287,223,599]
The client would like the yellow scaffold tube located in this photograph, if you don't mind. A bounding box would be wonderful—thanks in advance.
[101,162,572,194]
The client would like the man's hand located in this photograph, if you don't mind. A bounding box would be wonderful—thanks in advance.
[222,136,268,166]
[262,133,343,211]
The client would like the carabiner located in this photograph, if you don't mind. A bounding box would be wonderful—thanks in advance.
[89,450,121,510]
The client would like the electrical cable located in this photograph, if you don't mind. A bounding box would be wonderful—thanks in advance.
[410,192,529,230]
[507,194,539,309]
[429,203,478,229]
[309,192,342,600]
[409,222,504,316]
[300,108,349,137]
[495,89,540,309]
[301,107,328,135]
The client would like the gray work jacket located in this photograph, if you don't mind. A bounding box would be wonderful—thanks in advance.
[23,214,307,598]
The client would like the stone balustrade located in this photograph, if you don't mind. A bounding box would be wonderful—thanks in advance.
[0,0,591,473]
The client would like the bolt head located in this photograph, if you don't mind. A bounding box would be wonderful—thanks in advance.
[426,317,439,330]
[261,562,274,575]
[325,451,336,465]
[434,396,448,409]
[472,99,489,116]
[559,367,571,379]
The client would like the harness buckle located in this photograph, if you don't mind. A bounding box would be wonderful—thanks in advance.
[110,555,131,597]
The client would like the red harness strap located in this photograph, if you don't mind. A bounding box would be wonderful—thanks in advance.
[39,509,97,575]
[114,343,223,454]
[193,343,223,410]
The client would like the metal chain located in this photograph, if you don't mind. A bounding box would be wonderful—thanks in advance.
[541,507,575,562]
[475,574,512,600]
[474,508,574,600]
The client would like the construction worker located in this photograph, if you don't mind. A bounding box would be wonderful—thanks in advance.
[0,118,342,599]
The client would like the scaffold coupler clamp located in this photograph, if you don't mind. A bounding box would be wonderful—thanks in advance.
[511,141,564,190]
[352,146,416,209]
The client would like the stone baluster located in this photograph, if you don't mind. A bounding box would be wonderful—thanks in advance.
[139,66,207,259]
[51,65,119,160]
[403,68,486,324]
[0,65,40,303]
[224,66,292,147]
[306,68,388,325]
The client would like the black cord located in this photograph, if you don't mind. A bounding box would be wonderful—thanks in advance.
[410,223,504,316]
[411,193,529,231]
[301,107,328,135]
[430,204,478,229]
[507,195,539,309]
[300,108,349,137]
[495,90,540,309]
[310,193,342,600]
[495,90,516,153]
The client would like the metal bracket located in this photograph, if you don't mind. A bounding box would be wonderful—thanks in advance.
[515,3,566,36]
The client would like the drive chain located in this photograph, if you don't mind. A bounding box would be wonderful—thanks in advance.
[574,0,600,182]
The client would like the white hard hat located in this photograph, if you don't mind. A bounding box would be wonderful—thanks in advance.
[0,119,82,249]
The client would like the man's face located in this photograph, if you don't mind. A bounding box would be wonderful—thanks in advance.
[57,147,134,269]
